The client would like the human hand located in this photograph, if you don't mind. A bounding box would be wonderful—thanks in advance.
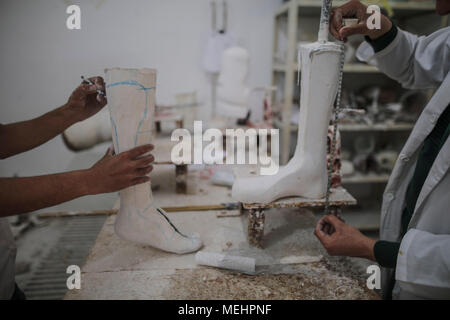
[86,144,155,194]
[314,214,376,261]
[66,76,107,122]
[330,0,392,42]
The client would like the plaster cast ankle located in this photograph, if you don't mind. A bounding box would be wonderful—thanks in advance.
[232,42,341,204]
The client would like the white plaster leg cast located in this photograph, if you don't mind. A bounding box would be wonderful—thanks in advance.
[106,68,202,254]
[232,42,341,204]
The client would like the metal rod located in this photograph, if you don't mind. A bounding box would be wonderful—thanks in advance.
[318,0,333,42]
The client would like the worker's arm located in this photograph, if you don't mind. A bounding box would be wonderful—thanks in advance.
[0,144,154,217]
[314,215,377,261]
[331,0,450,90]
[395,228,450,299]
[0,77,106,159]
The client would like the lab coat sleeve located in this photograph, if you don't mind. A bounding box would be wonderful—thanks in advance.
[395,228,450,299]
[356,27,450,90]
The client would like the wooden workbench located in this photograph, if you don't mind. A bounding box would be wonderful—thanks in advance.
[64,206,378,300]
[63,164,375,300]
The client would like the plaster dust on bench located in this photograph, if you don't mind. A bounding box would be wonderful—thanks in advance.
[65,206,377,299]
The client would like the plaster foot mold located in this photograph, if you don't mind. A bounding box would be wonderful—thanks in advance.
[106,68,202,254]
[232,42,341,204]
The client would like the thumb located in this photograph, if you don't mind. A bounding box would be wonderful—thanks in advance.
[339,23,367,38]
[322,214,344,229]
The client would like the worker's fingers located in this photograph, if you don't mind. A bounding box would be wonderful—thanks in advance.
[88,76,107,104]
[322,214,345,230]
[330,10,344,40]
[89,76,106,90]
[315,217,329,237]
[314,218,331,245]
[79,82,100,96]
[96,94,107,105]
[135,154,155,168]
[339,23,367,38]
[136,165,153,176]
[327,224,336,235]
[355,6,367,21]
[124,144,154,160]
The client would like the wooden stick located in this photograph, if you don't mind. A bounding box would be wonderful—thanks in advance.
[38,203,239,218]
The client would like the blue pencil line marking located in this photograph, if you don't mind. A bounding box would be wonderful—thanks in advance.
[106,80,155,92]
[110,116,120,153]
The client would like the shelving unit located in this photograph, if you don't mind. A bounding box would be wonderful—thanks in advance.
[275,0,437,17]
[274,118,415,132]
[271,0,448,230]
[272,0,446,164]
[273,62,380,73]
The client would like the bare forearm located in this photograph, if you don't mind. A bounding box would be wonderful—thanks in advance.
[0,104,78,159]
[0,144,155,217]
[0,170,92,217]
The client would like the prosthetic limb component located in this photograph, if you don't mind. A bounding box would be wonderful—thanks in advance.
[106,68,202,254]
[232,42,341,203]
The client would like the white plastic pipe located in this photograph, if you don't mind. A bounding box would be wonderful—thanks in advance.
[195,251,256,273]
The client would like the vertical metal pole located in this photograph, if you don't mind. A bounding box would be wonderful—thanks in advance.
[281,0,298,165]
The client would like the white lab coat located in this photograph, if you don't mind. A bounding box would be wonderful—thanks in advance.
[357,26,450,299]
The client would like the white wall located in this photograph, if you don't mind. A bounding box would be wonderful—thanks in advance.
[0,0,281,177]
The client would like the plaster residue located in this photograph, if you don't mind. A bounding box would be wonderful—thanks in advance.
[162,257,380,300]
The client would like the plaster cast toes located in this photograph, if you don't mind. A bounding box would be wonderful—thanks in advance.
[157,217,203,254]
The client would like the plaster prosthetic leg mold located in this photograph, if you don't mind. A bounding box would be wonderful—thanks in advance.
[106,68,202,254]
[232,42,341,204]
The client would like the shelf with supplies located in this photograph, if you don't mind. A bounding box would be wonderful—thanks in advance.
[273,62,380,73]
[342,172,390,184]
[273,117,415,133]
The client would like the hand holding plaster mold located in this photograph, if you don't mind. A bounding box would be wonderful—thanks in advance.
[314,215,376,260]
[66,76,107,122]
[87,144,155,194]
[330,0,392,42]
